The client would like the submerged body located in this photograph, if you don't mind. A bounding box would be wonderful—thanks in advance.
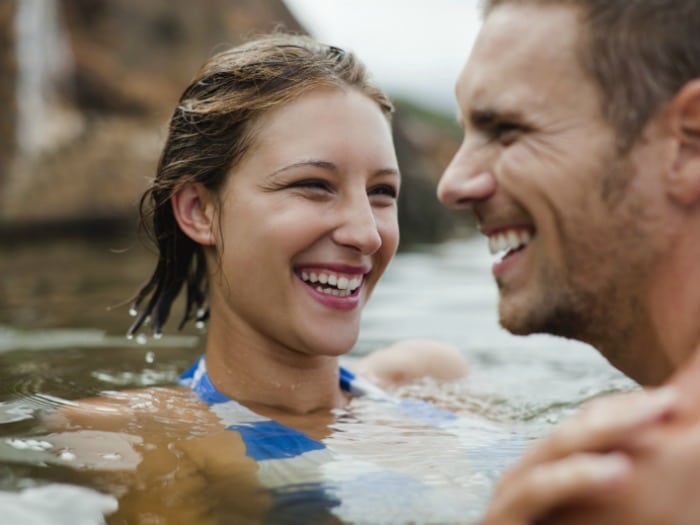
[41,359,517,524]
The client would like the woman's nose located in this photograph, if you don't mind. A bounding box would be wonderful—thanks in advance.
[332,195,382,254]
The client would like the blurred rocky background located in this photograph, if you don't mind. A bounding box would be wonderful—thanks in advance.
[0,0,466,248]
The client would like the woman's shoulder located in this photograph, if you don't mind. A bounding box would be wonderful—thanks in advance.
[44,386,211,431]
[41,385,256,476]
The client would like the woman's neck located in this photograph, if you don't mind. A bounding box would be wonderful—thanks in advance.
[203,329,349,415]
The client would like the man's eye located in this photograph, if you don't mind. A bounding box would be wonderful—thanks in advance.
[491,122,523,145]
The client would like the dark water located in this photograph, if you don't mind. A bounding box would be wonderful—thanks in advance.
[0,236,636,524]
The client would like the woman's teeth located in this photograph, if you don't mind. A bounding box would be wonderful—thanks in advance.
[300,271,362,297]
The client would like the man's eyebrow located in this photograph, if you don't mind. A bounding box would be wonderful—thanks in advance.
[470,108,499,128]
[469,107,524,128]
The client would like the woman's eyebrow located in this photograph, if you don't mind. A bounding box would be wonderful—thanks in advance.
[268,161,400,178]
[375,167,400,178]
[269,159,338,177]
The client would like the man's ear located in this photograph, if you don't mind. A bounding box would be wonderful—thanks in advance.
[171,183,216,246]
[668,80,700,206]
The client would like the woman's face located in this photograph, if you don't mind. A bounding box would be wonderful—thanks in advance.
[208,87,400,359]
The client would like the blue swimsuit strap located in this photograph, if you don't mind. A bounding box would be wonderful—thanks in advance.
[179,356,457,462]
[179,356,371,401]
[180,357,349,461]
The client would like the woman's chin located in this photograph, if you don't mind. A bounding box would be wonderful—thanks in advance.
[303,330,359,358]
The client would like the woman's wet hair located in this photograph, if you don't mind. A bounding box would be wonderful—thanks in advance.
[127,33,393,339]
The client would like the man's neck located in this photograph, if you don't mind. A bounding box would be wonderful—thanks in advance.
[597,332,673,386]
[645,223,700,385]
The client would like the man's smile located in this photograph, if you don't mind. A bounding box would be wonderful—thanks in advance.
[487,227,534,258]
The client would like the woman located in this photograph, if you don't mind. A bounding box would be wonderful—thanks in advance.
[46,33,472,524]
[126,32,466,409]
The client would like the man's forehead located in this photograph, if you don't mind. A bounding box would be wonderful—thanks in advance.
[456,3,585,112]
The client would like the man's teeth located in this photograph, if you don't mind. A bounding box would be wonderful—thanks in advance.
[300,272,362,296]
[488,229,532,255]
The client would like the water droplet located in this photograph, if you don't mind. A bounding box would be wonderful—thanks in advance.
[128,307,138,317]
[59,451,76,461]
[145,351,155,364]
[25,439,53,451]
[136,334,148,345]
[195,321,205,330]
[6,438,28,450]
[126,333,134,340]
[100,453,122,461]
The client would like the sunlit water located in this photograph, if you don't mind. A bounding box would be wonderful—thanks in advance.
[0,236,636,524]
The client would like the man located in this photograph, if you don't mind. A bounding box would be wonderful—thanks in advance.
[437,0,700,523]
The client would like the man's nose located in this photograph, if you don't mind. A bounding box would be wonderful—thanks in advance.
[437,145,496,209]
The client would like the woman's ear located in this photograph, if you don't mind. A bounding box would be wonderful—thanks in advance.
[171,183,216,246]
[668,80,700,206]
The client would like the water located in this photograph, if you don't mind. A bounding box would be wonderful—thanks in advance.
[0,236,636,524]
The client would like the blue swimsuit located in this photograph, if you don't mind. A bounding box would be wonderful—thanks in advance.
[179,356,457,462]
[179,356,524,524]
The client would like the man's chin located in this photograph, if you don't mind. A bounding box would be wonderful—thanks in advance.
[497,296,542,336]
[500,303,591,342]
[499,316,540,336]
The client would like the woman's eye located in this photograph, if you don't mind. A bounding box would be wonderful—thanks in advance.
[369,184,398,200]
[291,179,331,191]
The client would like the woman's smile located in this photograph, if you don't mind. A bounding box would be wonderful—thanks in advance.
[295,264,368,310]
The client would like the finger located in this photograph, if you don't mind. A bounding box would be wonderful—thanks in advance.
[519,386,678,467]
[481,452,632,525]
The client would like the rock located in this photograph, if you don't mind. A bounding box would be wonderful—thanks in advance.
[0,0,469,244]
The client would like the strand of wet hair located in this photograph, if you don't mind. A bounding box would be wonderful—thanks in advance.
[128,231,202,338]
[179,247,208,330]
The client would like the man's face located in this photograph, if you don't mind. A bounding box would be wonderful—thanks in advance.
[438,4,667,348]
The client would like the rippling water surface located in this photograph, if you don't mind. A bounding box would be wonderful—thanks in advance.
[0,236,635,524]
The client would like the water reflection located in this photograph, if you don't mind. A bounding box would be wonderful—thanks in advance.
[0,236,636,524]
[1,237,157,332]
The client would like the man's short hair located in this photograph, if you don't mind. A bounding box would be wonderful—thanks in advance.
[481,0,700,150]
